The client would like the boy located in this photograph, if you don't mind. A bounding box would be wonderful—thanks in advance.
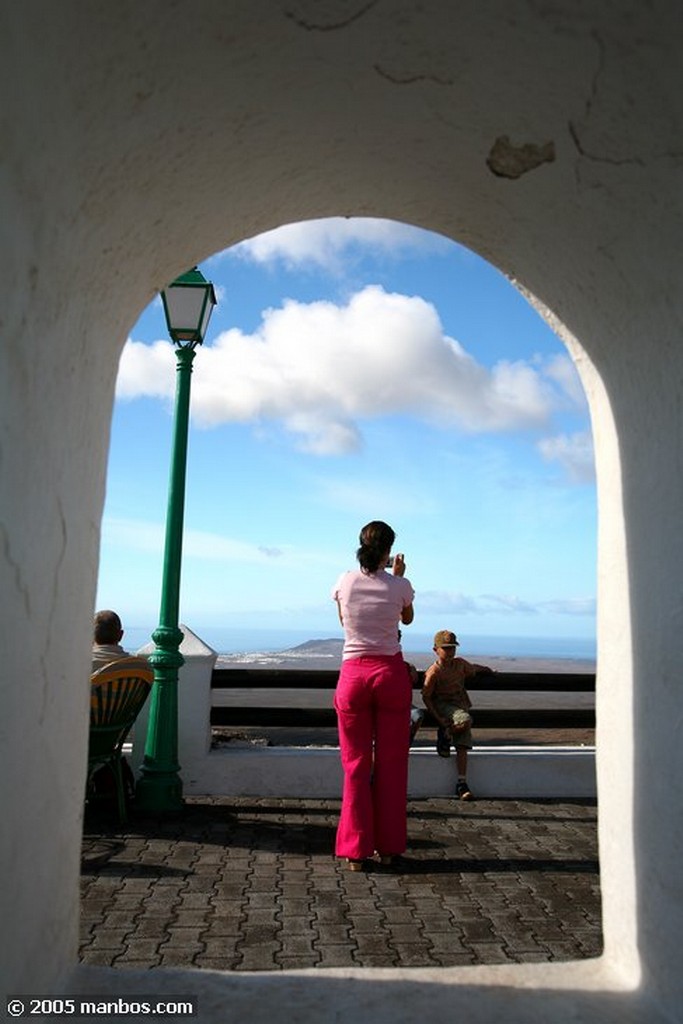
[421,629,492,800]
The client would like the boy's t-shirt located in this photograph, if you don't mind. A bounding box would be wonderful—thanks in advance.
[422,657,477,709]
[332,569,414,659]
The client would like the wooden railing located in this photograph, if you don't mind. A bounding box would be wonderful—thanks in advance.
[211,668,595,731]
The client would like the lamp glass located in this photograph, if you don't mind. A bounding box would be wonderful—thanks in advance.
[162,267,217,345]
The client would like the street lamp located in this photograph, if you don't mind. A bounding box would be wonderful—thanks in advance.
[136,267,217,813]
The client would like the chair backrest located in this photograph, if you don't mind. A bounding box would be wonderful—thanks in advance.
[89,658,154,759]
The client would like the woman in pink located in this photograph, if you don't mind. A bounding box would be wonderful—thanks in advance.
[332,520,415,871]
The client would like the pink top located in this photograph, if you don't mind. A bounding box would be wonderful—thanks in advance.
[332,569,415,659]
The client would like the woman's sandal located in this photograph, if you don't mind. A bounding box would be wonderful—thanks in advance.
[346,858,365,872]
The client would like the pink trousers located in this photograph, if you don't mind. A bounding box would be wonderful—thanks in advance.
[334,654,412,860]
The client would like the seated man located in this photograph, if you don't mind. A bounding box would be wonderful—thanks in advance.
[89,610,152,810]
[92,609,137,673]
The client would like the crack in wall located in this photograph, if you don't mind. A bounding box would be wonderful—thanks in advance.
[584,30,607,126]
[567,32,683,172]
[0,519,32,620]
[570,34,642,171]
[373,64,455,87]
[570,120,683,167]
[568,120,645,168]
[283,0,379,32]
[39,496,69,724]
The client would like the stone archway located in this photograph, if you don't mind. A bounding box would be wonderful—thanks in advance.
[2,3,682,1020]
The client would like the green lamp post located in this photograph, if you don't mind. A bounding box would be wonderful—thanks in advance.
[136,267,217,813]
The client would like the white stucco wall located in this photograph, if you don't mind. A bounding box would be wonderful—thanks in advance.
[2,2,682,1020]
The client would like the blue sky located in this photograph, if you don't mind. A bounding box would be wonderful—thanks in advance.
[97,218,596,651]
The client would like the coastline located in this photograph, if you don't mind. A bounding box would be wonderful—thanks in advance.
[126,627,596,670]
[216,650,597,675]
[214,634,596,674]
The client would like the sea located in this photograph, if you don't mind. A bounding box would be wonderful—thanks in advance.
[124,626,596,669]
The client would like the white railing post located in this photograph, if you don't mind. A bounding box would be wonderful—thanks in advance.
[131,624,217,783]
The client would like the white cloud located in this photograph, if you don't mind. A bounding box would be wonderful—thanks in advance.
[101,516,343,573]
[421,589,595,617]
[537,431,595,483]
[419,591,481,615]
[479,594,538,615]
[284,413,362,456]
[116,339,175,400]
[117,285,561,455]
[540,597,596,616]
[229,217,448,271]
[541,353,587,408]
[102,516,287,564]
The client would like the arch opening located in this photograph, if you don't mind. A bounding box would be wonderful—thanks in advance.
[99,218,597,666]
[82,218,602,975]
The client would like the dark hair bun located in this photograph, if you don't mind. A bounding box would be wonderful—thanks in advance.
[357,520,396,573]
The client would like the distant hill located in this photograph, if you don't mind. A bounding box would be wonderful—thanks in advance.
[286,638,344,655]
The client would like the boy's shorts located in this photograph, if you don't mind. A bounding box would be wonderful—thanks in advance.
[434,701,473,749]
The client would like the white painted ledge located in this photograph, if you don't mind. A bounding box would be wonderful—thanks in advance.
[180,745,596,799]
[128,626,595,800]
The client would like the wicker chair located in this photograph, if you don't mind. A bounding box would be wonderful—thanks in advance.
[87,657,154,824]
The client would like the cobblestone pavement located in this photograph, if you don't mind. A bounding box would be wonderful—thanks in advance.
[80,797,602,972]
